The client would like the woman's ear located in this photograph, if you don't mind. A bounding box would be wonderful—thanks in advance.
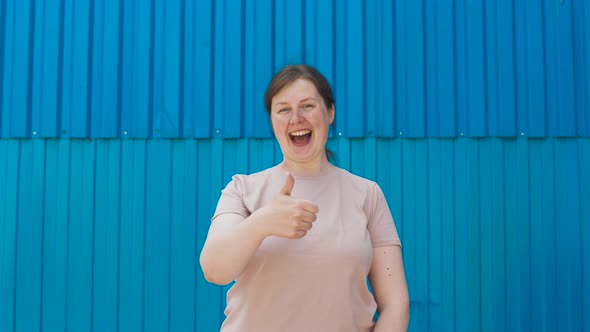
[329,105,335,125]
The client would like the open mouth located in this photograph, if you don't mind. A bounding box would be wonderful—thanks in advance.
[289,129,312,146]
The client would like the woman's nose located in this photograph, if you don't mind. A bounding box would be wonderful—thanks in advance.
[290,109,303,123]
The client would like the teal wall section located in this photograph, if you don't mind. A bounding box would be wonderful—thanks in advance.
[2,0,590,331]
[1,137,589,331]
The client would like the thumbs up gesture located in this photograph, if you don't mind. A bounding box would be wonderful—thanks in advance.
[251,173,319,239]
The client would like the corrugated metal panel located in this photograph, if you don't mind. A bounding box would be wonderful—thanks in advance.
[1,0,589,139]
[1,137,588,331]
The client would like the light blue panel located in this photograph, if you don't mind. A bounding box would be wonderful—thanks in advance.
[1,137,590,331]
[426,139,441,332]
[89,0,120,137]
[120,0,151,138]
[93,140,120,332]
[453,138,470,332]
[170,140,198,331]
[555,138,583,331]
[41,140,69,331]
[0,140,19,332]
[485,138,507,331]
[195,140,222,330]
[438,139,455,332]
[14,140,44,331]
[401,139,418,332]
[529,139,557,332]
[579,139,590,329]
[413,139,429,331]
[144,140,172,332]
[119,140,146,331]
[66,140,94,331]
[467,140,481,329]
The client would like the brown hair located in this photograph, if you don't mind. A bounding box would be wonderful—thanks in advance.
[264,64,336,162]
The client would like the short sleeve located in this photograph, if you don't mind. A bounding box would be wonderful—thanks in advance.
[366,182,402,248]
[212,175,251,221]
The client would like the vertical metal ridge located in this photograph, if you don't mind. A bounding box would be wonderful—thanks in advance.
[86,0,94,138]
[0,0,7,136]
[26,0,36,137]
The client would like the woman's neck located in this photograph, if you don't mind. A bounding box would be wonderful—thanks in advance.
[280,157,334,177]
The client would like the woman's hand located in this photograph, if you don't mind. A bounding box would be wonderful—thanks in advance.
[250,173,319,239]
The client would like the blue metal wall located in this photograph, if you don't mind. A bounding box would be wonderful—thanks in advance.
[1,138,589,331]
[1,0,589,138]
[1,0,590,331]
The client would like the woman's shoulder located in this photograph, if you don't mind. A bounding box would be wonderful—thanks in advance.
[226,165,280,193]
[333,167,378,189]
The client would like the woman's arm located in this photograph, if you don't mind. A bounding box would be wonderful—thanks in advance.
[369,245,410,332]
[200,174,318,285]
[199,213,267,285]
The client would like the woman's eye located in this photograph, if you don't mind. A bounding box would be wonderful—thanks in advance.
[303,104,314,110]
[278,108,289,114]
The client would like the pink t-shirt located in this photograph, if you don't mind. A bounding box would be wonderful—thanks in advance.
[212,165,401,332]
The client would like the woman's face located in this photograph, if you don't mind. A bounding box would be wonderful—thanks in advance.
[270,79,334,164]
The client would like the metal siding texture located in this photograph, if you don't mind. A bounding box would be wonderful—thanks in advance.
[1,0,589,138]
[1,137,589,331]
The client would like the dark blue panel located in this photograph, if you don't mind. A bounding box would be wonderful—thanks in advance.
[41,140,69,331]
[89,0,120,137]
[492,0,516,137]
[285,0,303,63]
[160,0,181,138]
[572,0,589,137]
[244,0,272,138]
[120,0,151,138]
[464,0,486,136]
[405,1,425,138]
[31,0,61,138]
[525,1,546,137]
[64,0,91,138]
[555,2,576,136]
[344,0,364,137]
[92,140,120,331]
[394,1,407,138]
[3,0,33,137]
[222,0,243,138]
[435,0,456,137]
[375,0,395,137]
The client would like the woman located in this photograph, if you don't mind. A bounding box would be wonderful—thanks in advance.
[200,64,410,331]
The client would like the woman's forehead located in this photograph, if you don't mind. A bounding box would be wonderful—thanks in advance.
[272,79,320,105]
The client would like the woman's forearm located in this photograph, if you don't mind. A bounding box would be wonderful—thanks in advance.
[199,215,267,285]
[373,303,410,332]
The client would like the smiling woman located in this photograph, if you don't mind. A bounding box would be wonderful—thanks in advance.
[199,64,410,332]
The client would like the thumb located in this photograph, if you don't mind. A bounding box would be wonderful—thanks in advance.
[279,173,295,196]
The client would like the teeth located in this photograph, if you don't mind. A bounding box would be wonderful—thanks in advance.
[290,130,311,136]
